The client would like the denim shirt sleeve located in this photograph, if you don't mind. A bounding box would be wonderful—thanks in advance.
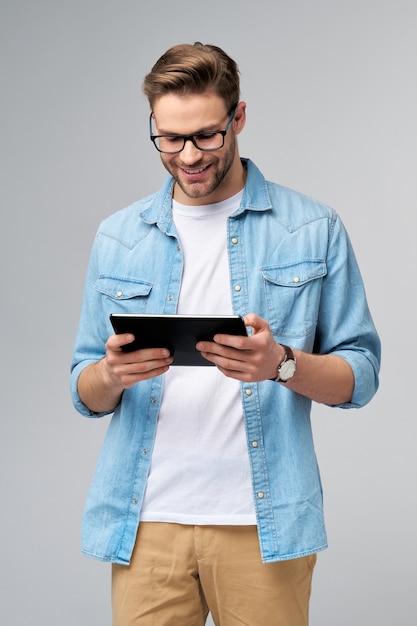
[70,182,178,420]
[313,213,381,408]
[70,233,118,418]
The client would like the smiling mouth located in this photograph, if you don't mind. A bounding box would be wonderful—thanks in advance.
[182,164,210,175]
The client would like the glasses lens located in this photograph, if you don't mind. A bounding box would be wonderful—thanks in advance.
[193,132,224,151]
[155,136,184,153]
[155,132,224,153]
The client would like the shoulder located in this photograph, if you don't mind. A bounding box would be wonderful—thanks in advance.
[267,181,337,227]
[99,193,156,231]
[244,159,338,229]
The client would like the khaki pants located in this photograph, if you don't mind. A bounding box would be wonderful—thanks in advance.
[112,523,316,626]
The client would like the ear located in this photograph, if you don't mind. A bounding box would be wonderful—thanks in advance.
[233,101,247,135]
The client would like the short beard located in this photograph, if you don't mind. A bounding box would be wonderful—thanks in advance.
[162,139,236,201]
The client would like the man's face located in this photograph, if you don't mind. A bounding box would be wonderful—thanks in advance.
[151,92,245,205]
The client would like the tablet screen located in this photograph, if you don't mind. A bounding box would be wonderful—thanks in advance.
[109,314,247,366]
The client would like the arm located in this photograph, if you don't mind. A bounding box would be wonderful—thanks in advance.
[197,313,354,406]
[283,349,354,405]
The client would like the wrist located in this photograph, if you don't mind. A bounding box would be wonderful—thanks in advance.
[273,344,297,383]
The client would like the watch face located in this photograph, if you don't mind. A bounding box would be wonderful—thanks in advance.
[280,359,296,381]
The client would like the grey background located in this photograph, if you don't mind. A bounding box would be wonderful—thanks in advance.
[1,0,415,624]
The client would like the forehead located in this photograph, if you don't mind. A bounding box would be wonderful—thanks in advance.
[152,91,228,134]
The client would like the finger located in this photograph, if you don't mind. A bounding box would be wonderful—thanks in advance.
[243,313,270,334]
[106,346,172,378]
[117,364,172,388]
[107,333,135,352]
[198,333,250,353]
[111,356,173,387]
[199,345,251,369]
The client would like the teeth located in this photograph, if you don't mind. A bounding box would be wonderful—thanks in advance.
[184,166,206,174]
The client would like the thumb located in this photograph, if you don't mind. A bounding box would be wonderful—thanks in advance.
[243,313,270,335]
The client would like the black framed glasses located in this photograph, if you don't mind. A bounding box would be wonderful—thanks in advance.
[149,105,238,154]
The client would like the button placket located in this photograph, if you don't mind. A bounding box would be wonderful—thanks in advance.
[243,384,269,516]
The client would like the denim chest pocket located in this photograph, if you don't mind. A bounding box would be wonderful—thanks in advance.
[94,275,153,313]
[261,260,327,339]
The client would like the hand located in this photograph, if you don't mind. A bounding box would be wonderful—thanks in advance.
[196,313,284,382]
[103,333,174,389]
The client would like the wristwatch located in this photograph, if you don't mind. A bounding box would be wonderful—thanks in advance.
[274,344,297,383]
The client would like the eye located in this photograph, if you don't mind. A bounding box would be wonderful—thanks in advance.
[196,132,218,142]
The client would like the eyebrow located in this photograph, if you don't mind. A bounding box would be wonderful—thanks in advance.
[155,123,221,136]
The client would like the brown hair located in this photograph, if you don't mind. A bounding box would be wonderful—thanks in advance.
[142,42,240,113]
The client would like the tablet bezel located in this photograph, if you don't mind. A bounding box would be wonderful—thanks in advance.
[109,313,247,366]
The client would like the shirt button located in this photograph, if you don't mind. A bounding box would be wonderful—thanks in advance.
[234,285,241,292]
[252,441,258,448]
[245,389,252,396]
[257,492,264,499]
[293,276,300,283]
[116,290,123,297]
[231,237,238,244]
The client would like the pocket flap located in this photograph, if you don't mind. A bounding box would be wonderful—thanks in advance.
[261,260,326,287]
[94,275,153,300]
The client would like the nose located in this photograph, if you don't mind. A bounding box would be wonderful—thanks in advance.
[180,138,203,163]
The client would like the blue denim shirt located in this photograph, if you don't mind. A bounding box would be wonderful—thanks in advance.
[71,159,380,564]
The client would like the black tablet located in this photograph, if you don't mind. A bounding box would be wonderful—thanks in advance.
[109,314,247,366]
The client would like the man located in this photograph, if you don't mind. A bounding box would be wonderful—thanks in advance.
[71,42,381,626]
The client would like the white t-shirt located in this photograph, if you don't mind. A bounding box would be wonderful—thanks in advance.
[140,191,256,525]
